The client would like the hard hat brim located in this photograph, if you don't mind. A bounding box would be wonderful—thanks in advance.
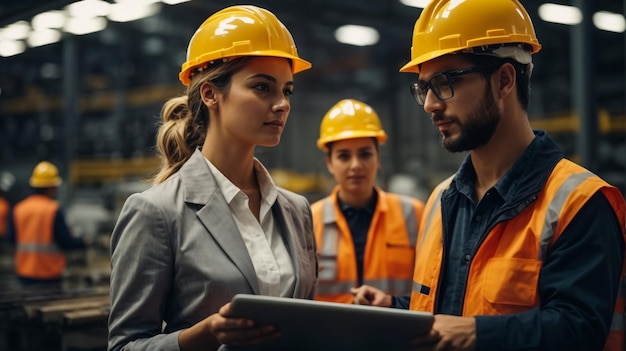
[29,178,62,188]
[317,132,388,151]
[179,53,311,86]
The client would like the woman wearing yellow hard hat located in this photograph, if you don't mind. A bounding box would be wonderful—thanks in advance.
[311,98,424,304]
[108,5,316,351]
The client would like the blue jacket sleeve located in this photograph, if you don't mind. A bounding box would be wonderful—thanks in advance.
[54,208,87,250]
[475,191,625,351]
[392,294,411,309]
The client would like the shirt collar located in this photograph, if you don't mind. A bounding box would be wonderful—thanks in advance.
[452,132,543,203]
[253,158,278,207]
[204,157,277,206]
[337,188,378,215]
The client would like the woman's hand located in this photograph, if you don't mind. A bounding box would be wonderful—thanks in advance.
[179,302,280,351]
[211,303,280,346]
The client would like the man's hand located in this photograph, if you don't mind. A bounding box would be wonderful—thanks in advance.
[410,314,476,351]
[350,285,392,307]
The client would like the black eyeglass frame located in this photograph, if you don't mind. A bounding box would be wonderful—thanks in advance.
[409,65,501,106]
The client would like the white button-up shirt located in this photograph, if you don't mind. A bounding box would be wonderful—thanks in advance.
[205,157,295,297]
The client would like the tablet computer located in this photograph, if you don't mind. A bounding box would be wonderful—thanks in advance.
[228,294,434,351]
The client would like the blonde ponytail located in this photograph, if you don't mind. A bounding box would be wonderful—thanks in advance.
[153,96,205,183]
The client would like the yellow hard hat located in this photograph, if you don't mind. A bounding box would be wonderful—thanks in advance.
[179,5,312,85]
[29,161,62,188]
[317,99,388,151]
[400,0,541,73]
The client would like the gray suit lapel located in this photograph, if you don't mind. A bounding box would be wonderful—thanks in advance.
[181,150,260,294]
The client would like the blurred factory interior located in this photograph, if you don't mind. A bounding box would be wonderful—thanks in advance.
[0,0,625,350]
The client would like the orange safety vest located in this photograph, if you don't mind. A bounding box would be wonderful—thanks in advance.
[0,197,9,237]
[410,159,626,351]
[13,194,66,279]
[312,186,424,303]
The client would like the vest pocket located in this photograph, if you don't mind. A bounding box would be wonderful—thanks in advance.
[483,257,541,307]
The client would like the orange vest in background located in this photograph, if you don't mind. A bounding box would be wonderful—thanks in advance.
[0,197,9,237]
[312,186,424,303]
[13,194,66,279]
[410,159,626,351]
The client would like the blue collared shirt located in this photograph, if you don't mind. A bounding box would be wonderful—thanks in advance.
[337,189,378,286]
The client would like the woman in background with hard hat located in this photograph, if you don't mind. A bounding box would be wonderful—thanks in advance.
[311,98,424,304]
[107,5,317,351]
[6,161,87,287]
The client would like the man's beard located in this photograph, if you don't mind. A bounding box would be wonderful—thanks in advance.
[440,88,501,153]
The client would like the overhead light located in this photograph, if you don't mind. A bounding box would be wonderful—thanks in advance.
[335,25,380,47]
[593,11,626,33]
[538,3,582,25]
[108,2,161,22]
[32,11,67,30]
[66,0,111,18]
[27,29,62,47]
[1,21,31,40]
[64,17,107,35]
[399,0,431,8]
[161,0,191,4]
[0,39,26,57]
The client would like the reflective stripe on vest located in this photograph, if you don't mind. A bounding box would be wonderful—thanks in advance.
[418,177,453,252]
[538,172,591,260]
[16,242,61,253]
[318,198,339,282]
[611,312,624,330]
[398,195,418,247]
[316,277,413,295]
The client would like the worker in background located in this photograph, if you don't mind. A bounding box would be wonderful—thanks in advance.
[107,5,317,351]
[312,98,424,304]
[0,171,15,238]
[352,0,626,350]
[6,161,88,287]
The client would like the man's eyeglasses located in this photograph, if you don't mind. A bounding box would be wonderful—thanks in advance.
[409,65,500,106]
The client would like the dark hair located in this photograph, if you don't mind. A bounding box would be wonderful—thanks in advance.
[458,53,532,111]
[326,137,380,157]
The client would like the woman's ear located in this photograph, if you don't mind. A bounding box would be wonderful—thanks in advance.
[200,82,217,107]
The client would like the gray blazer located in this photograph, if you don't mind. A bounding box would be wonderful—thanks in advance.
[108,150,318,351]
